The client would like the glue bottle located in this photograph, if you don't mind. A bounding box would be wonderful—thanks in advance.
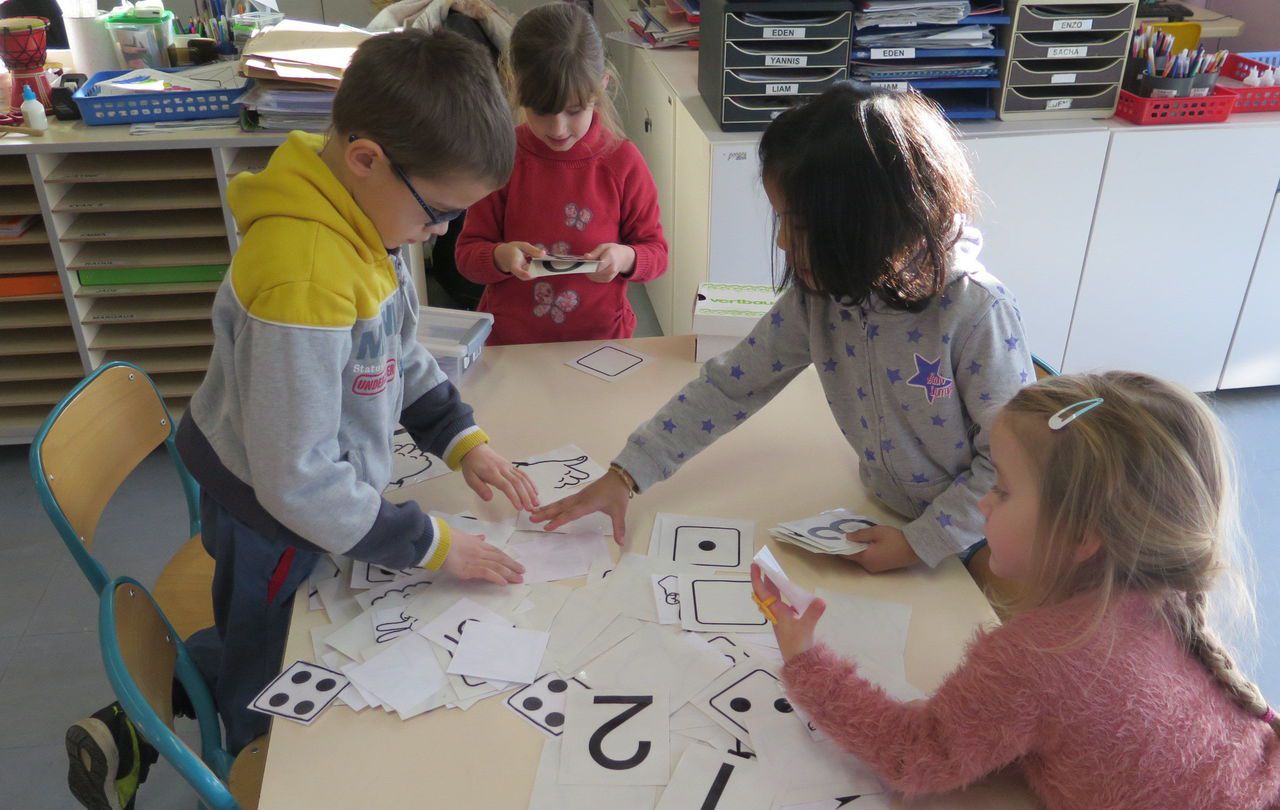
[1244,66,1262,87]
[19,86,47,131]
[1265,68,1279,87]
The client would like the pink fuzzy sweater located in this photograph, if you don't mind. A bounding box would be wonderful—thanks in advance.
[783,591,1280,809]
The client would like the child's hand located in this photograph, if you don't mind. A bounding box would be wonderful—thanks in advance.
[528,470,632,545]
[494,241,545,281]
[844,525,920,573]
[584,243,636,283]
[751,562,825,662]
[460,444,539,512]
[441,530,525,585]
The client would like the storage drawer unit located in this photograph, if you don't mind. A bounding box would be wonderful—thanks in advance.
[699,0,853,132]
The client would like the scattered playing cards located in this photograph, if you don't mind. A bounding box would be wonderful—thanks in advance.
[249,660,348,725]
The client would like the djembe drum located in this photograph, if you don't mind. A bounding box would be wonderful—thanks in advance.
[0,18,52,115]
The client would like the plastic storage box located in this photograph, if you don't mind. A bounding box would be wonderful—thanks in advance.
[417,306,494,384]
[105,8,175,69]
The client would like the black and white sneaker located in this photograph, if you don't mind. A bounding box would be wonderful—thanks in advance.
[66,703,158,810]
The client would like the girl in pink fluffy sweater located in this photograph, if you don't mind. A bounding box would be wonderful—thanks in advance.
[753,371,1279,809]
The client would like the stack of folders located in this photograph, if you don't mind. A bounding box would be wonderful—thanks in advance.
[626,0,700,48]
[856,0,971,28]
[856,24,994,50]
[238,20,371,131]
[769,508,877,556]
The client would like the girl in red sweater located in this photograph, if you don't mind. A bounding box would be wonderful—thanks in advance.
[455,3,668,345]
[754,371,1280,810]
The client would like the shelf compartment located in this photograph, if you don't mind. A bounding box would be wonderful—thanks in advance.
[104,346,212,374]
[63,210,228,242]
[0,404,52,441]
[77,280,222,298]
[0,246,56,275]
[90,321,215,350]
[0,273,60,298]
[0,299,71,329]
[77,265,226,286]
[226,146,275,177]
[0,156,32,186]
[84,293,215,324]
[68,238,231,271]
[0,186,40,216]
[0,222,50,246]
[0,326,78,356]
[53,180,222,213]
[45,150,216,184]
[0,352,84,382]
[0,377,81,407]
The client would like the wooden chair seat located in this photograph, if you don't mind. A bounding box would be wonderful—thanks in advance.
[152,534,215,640]
[229,734,269,810]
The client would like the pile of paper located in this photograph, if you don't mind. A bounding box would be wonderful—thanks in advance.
[93,62,248,96]
[620,0,699,49]
[769,508,876,556]
[238,20,370,131]
[856,24,994,48]
[274,442,923,808]
[0,215,34,239]
[851,58,998,81]
[857,0,971,28]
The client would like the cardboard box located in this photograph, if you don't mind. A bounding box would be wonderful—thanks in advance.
[691,282,778,362]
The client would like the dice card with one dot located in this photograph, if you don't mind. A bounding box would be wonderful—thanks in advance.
[249,661,348,725]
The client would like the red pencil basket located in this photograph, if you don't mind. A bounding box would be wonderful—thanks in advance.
[1220,53,1280,112]
[1114,87,1236,125]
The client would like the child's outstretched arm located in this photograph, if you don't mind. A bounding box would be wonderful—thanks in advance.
[901,297,1034,566]
[753,566,1043,797]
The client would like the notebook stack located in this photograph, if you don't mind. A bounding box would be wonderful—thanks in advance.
[238,20,371,132]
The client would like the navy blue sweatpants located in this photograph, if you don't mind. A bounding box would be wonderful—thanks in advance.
[186,494,319,754]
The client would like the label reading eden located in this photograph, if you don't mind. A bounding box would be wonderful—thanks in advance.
[1046,98,1073,110]
[766,83,799,95]
[872,81,910,92]
[1052,19,1093,31]
[765,54,807,66]
[1051,73,1077,84]
[871,47,916,59]
[1047,46,1087,58]
[763,26,805,38]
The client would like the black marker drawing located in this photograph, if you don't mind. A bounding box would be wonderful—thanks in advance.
[691,579,768,627]
[514,455,593,489]
[835,795,865,807]
[707,635,746,667]
[708,669,790,736]
[368,578,431,606]
[574,346,645,378]
[657,574,680,606]
[374,611,417,644]
[673,525,744,568]
[588,695,654,770]
[387,428,438,490]
[700,761,736,809]
[727,739,756,760]
[807,516,876,542]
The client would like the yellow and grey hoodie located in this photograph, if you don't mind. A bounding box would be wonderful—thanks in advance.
[177,132,485,571]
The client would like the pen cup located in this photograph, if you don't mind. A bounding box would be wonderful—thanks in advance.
[1190,71,1219,97]
[1139,73,1194,98]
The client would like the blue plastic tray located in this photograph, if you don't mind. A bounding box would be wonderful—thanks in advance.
[73,69,249,127]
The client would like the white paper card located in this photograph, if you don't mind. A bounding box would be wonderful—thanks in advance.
[746,708,883,799]
[780,796,890,810]
[682,577,771,633]
[248,661,348,725]
[346,634,448,718]
[417,597,512,649]
[315,575,361,627]
[545,588,624,674]
[560,689,671,785]
[692,665,790,742]
[513,445,614,536]
[528,256,601,278]
[652,573,682,624]
[578,624,732,711]
[651,513,755,573]
[753,546,815,614]
[529,738,659,810]
[504,672,591,736]
[655,742,775,810]
[568,343,650,382]
[447,622,548,685]
[355,570,434,611]
[509,531,610,584]
[385,427,449,491]
[350,560,418,590]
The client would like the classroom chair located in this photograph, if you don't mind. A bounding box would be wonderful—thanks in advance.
[964,353,1059,615]
[29,361,215,638]
[100,576,267,810]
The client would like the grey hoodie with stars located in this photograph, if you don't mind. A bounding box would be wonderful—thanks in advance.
[613,226,1033,567]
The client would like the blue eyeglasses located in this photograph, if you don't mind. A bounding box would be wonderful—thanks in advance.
[349,134,466,226]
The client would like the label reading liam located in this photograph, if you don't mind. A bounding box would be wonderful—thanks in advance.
[766,83,799,95]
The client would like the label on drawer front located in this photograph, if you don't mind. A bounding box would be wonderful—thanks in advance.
[1047,46,1088,58]
[765,54,808,66]
[1046,98,1073,109]
[1150,88,1178,98]
[1052,19,1093,31]
[1051,73,1077,84]
[871,81,910,92]
[770,110,784,119]
[763,27,805,38]
[767,83,800,95]
[871,47,916,59]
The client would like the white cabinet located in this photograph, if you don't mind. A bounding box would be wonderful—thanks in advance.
[707,143,782,287]
[962,130,1109,370]
[1064,126,1280,392]
[1221,192,1280,389]
[627,60,678,334]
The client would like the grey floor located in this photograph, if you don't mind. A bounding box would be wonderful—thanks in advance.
[1,286,1275,807]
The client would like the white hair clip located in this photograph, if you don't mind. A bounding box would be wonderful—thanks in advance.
[1048,397,1104,430]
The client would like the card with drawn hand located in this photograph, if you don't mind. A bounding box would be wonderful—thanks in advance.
[249,661,348,725]
[567,344,651,382]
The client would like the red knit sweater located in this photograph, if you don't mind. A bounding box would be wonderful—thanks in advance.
[455,116,668,345]
[783,590,1280,809]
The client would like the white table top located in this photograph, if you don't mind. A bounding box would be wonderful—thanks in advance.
[258,335,1038,809]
